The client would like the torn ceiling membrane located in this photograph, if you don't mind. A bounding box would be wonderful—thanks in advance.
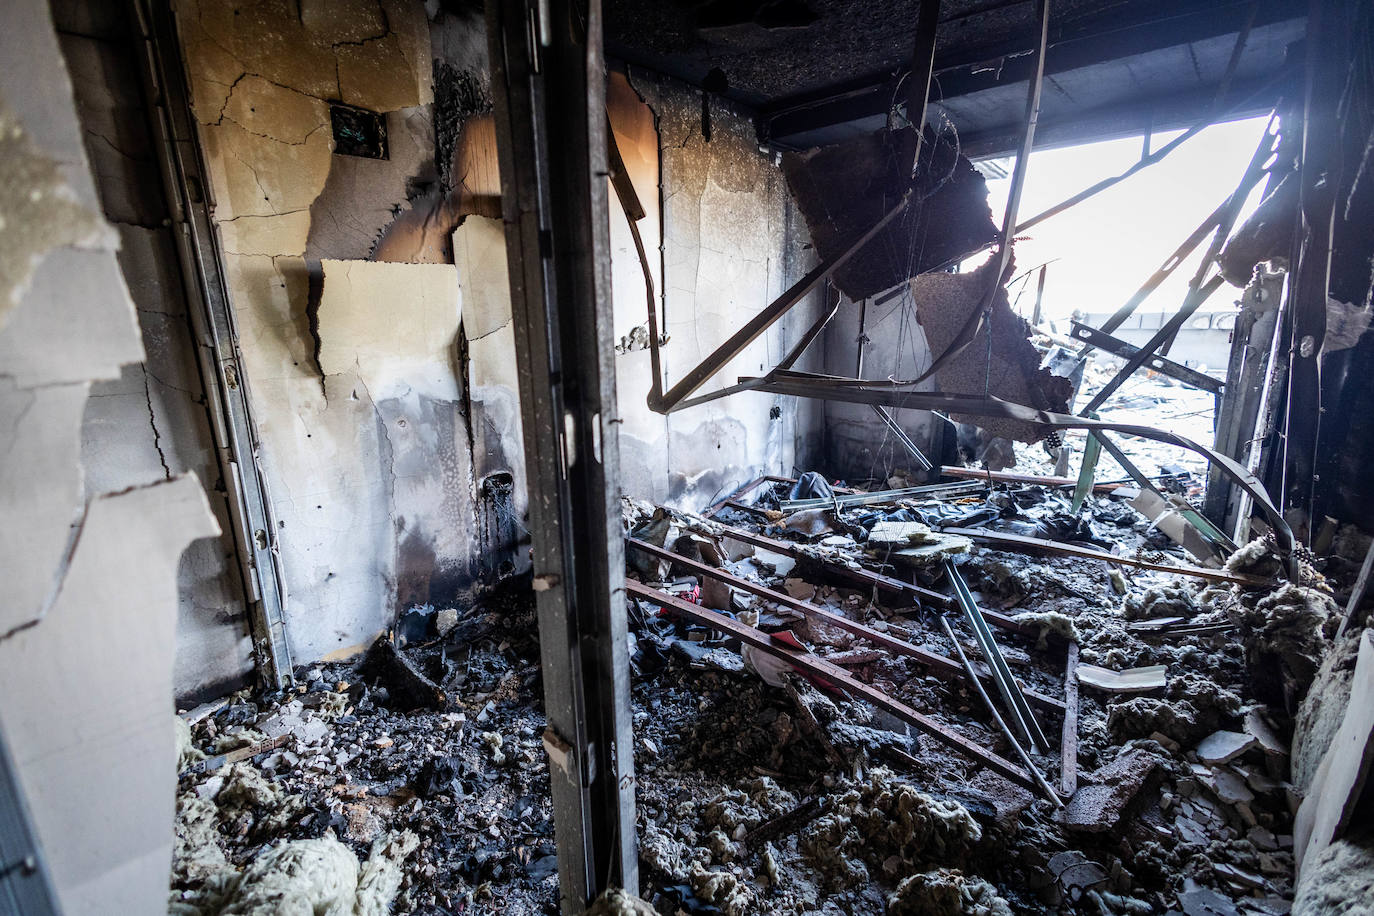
[911,256,1073,443]
[782,126,998,301]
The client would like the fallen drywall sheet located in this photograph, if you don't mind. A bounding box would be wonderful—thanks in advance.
[0,476,219,916]
[455,217,529,578]
[615,70,825,506]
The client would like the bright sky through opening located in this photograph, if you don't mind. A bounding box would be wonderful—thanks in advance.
[973,115,1273,324]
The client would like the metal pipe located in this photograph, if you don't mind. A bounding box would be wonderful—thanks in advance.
[944,559,1049,752]
[940,616,1062,805]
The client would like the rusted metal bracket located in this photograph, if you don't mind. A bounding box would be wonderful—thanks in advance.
[626,537,1065,714]
[626,580,1040,794]
[1061,641,1080,797]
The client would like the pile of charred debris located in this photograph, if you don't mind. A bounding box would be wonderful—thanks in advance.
[170,468,1366,916]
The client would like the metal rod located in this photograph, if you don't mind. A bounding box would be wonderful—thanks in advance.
[780,479,980,511]
[870,405,935,471]
[1336,538,1374,640]
[939,526,1266,586]
[1060,641,1080,797]
[626,537,1065,714]
[653,190,914,411]
[945,559,1050,752]
[940,616,1061,804]
[627,580,1039,792]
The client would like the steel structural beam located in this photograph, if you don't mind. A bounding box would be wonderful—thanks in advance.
[134,0,293,687]
[625,537,1066,714]
[626,581,1040,793]
[1068,321,1224,394]
[758,0,1300,147]
[486,1,638,909]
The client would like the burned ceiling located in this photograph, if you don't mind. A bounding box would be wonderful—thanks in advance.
[607,0,1308,154]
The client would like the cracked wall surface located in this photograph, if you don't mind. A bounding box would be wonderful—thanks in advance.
[56,7,257,702]
[179,0,503,664]
[614,69,826,507]
[0,1,222,912]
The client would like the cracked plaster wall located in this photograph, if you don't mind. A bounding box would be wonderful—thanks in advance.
[178,0,512,665]
[612,69,826,508]
[56,5,257,703]
[0,0,222,912]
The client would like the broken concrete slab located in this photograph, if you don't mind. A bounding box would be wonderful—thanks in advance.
[1062,748,1161,833]
[1196,730,1259,765]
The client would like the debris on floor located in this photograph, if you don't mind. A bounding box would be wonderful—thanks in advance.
[169,465,1374,915]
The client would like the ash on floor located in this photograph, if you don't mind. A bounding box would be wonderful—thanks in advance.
[171,477,1359,915]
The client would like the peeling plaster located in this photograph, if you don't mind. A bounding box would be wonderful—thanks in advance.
[0,90,110,328]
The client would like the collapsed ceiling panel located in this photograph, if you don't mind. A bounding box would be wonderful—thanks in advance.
[910,256,1073,442]
[781,127,997,301]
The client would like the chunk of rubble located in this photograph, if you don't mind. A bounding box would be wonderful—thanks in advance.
[1196,730,1258,765]
[887,868,1013,916]
[1062,747,1161,833]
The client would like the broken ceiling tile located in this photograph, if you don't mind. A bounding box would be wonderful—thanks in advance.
[1077,664,1169,694]
[1196,730,1260,765]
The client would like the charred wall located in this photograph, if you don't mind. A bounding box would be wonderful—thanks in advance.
[613,66,827,507]
[174,0,519,665]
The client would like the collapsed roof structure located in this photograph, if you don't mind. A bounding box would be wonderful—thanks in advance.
[2,0,1374,915]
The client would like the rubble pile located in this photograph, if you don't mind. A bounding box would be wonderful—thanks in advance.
[170,468,1374,915]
